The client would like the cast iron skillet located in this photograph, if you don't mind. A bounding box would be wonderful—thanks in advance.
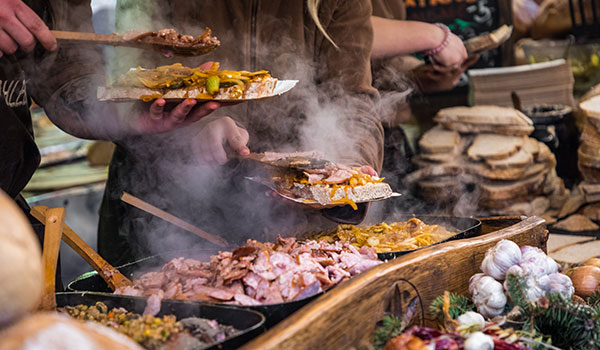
[55,292,265,350]
[360,215,482,261]
[68,249,323,329]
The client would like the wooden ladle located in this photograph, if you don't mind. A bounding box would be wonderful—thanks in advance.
[120,192,230,248]
[51,30,218,56]
[31,206,133,292]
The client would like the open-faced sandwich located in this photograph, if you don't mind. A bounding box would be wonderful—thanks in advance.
[97,62,280,102]
[265,157,394,210]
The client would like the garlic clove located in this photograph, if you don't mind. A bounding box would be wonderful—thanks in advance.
[481,240,521,280]
[464,331,494,350]
[487,290,507,308]
[456,311,486,328]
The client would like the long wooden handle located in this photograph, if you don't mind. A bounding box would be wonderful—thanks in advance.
[120,192,229,248]
[51,30,123,44]
[31,206,133,291]
[38,207,65,311]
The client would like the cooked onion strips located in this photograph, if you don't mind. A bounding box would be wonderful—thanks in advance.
[311,218,456,252]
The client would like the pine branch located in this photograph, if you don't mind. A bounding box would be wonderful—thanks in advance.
[587,291,600,307]
[525,292,600,350]
[505,273,532,313]
[373,315,406,350]
[428,292,474,322]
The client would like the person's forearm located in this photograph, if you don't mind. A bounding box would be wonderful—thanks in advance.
[371,17,446,60]
[42,74,137,141]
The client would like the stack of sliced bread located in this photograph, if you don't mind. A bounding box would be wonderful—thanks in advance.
[578,96,600,183]
[568,95,600,226]
[407,105,569,217]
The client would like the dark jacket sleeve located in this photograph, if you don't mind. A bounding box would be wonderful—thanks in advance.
[22,0,116,140]
[316,0,384,172]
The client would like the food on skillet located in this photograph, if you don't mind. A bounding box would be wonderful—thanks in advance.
[115,236,381,306]
[123,28,220,56]
[59,301,238,350]
[97,62,278,101]
[266,158,393,210]
[311,218,456,253]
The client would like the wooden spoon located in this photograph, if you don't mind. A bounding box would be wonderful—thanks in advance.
[51,30,218,56]
[38,207,65,311]
[31,206,133,291]
[120,192,230,248]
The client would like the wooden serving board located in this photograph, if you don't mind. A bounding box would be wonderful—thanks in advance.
[242,216,547,350]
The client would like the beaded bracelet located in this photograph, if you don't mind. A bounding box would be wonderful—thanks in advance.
[424,23,451,57]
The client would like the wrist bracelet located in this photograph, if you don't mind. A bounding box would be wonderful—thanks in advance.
[424,23,451,56]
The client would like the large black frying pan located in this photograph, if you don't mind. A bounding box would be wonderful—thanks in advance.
[68,249,322,329]
[55,292,264,350]
[361,215,482,261]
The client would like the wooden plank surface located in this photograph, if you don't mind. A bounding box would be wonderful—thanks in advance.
[242,216,547,350]
[38,208,65,311]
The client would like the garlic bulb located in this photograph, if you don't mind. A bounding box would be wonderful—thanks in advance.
[504,269,544,301]
[469,273,507,318]
[464,331,494,350]
[520,246,558,275]
[481,240,521,280]
[456,311,486,329]
[538,273,574,299]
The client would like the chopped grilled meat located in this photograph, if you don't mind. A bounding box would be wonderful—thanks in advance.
[117,237,381,305]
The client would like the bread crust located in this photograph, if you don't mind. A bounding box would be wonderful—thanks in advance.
[291,182,393,206]
[98,77,278,101]
[467,134,526,161]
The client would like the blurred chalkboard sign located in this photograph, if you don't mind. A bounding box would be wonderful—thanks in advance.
[406,0,513,68]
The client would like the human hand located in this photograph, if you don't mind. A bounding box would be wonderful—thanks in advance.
[130,98,221,134]
[413,54,479,92]
[194,116,250,165]
[431,32,467,68]
[0,0,57,56]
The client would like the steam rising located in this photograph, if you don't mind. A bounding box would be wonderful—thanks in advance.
[99,1,416,264]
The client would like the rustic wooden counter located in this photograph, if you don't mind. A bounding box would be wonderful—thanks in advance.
[242,216,547,350]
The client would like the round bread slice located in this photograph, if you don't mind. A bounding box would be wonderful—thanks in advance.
[97,77,278,101]
[435,105,533,125]
[579,163,600,184]
[522,137,541,157]
[580,95,600,129]
[581,202,600,221]
[478,171,546,201]
[578,147,600,169]
[292,182,393,206]
[419,152,457,163]
[581,124,600,147]
[404,164,463,184]
[418,126,460,154]
[0,190,42,327]
[485,149,533,169]
[418,178,463,203]
[437,121,534,136]
[553,214,600,232]
[467,134,526,161]
[467,162,529,181]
